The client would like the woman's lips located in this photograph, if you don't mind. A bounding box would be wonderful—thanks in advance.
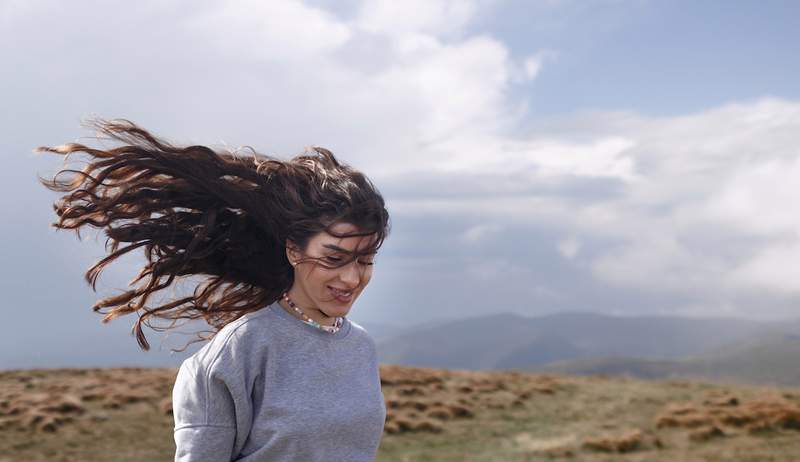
[329,286,353,303]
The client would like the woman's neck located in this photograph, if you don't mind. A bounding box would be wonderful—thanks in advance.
[278,295,338,327]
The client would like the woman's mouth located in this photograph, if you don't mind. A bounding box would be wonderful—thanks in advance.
[328,286,353,303]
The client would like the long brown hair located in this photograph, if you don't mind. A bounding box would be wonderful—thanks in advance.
[36,118,390,351]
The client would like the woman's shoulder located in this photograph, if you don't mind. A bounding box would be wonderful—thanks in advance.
[347,318,368,336]
[346,319,378,352]
[183,306,276,370]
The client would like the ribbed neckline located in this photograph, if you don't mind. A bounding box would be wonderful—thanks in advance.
[268,300,352,340]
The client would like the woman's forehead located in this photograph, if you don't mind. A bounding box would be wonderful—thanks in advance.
[328,221,361,234]
[315,224,377,253]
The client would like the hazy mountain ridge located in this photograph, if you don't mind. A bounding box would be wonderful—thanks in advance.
[376,311,800,385]
[539,333,800,386]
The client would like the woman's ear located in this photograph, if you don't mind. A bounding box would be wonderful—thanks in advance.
[285,239,300,266]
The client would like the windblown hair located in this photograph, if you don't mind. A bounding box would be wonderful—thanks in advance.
[36,118,390,351]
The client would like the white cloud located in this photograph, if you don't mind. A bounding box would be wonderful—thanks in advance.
[387,97,800,312]
[706,157,800,237]
[0,0,37,23]
[4,0,554,182]
[731,242,800,294]
[557,236,581,259]
[513,50,557,83]
[355,0,479,38]
[461,223,503,243]
[508,136,637,179]
[185,0,352,61]
[523,56,543,79]
[563,99,800,299]
[7,0,800,321]
[369,34,517,147]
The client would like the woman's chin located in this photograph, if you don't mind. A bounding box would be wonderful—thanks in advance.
[322,300,353,316]
[327,305,351,316]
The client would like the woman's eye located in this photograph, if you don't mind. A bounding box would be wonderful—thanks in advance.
[323,255,373,266]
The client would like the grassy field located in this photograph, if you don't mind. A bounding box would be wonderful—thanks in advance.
[3,365,800,461]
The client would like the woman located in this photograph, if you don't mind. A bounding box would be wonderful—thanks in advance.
[37,118,391,461]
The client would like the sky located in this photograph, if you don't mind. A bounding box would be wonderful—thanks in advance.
[2,0,800,368]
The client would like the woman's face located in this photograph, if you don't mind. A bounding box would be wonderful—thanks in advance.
[286,221,377,318]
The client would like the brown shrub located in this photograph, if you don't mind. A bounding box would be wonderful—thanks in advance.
[0,391,89,434]
[426,407,453,421]
[746,421,775,435]
[703,395,739,407]
[0,417,17,431]
[379,365,447,387]
[773,409,800,430]
[409,400,428,411]
[540,446,575,458]
[718,410,757,427]
[662,402,697,416]
[384,421,400,434]
[582,428,649,453]
[393,416,414,433]
[80,391,105,402]
[385,398,429,412]
[102,387,151,409]
[43,384,71,393]
[657,395,800,438]
[411,418,444,433]
[447,403,475,418]
[530,385,555,395]
[39,394,85,415]
[159,397,173,416]
[382,405,452,434]
[656,412,712,429]
[397,386,425,397]
[21,411,72,433]
[689,425,725,442]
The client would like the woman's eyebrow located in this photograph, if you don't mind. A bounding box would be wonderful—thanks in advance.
[322,244,376,255]
[322,244,352,253]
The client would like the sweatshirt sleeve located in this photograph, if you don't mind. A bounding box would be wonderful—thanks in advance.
[172,355,240,461]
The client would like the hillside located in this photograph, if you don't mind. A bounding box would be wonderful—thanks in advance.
[375,311,786,371]
[541,333,800,386]
[4,366,800,461]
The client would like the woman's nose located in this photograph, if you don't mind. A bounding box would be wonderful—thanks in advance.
[339,260,361,286]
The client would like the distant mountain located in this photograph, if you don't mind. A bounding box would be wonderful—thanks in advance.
[685,333,800,385]
[537,333,800,386]
[357,316,456,344]
[355,320,422,344]
[376,312,539,370]
[375,311,792,373]
[536,356,685,380]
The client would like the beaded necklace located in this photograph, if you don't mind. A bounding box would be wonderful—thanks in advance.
[281,291,343,334]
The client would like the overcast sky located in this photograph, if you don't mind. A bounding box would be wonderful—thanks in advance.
[3,0,800,368]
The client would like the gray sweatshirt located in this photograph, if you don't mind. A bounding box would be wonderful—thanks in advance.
[172,300,386,461]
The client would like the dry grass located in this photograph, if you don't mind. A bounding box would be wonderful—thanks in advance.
[3,365,800,461]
